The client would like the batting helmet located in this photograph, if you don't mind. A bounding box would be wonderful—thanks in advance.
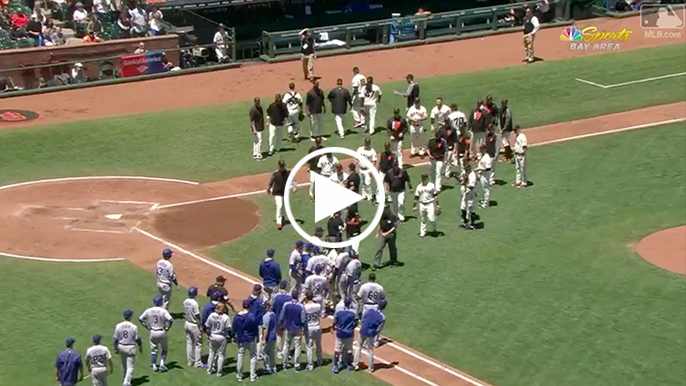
[162,249,173,259]
[153,296,164,306]
[188,286,198,297]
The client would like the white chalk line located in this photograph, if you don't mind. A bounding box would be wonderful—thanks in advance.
[575,71,686,89]
[66,226,129,235]
[95,200,160,205]
[0,250,125,263]
[0,175,199,192]
[134,227,486,386]
[352,342,441,386]
[156,117,685,209]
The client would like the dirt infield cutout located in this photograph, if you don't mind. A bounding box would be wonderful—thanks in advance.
[635,226,686,275]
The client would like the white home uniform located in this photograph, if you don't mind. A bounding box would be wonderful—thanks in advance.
[155,259,176,309]
[283,91,303,138]
[304,302,323,369]
[351,73,366,126]
[344,259,362,301]
[362,84,382,134]
[514,132,528,187]
[476,152,493,207]
[205,312,231,375]
[182,297,203,367]
[213,29,229,62]
[415,182,438,237]
[303,273,327,316]
[113,321,140,385]
[446,110,467,169]
[461,170,477,217]
[317,155,338,178]
[430,104,451,132]
[406,104,428,156]
[329,170,348,185]
[356,145,378,201]
[140,306,173,361]
[86,344,112,386]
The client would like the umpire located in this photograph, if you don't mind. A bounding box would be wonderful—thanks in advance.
[372,207,399,270]
[267,159,291,230]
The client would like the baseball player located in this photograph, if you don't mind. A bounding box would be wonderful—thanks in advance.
[513,125,528,188]
[346,204,362,254]
[267,93,289,155]
[406,98,428,156]
[113,310,142,386]
[499,98,514,162]
[205,303,231,377]
[387,108,409,167]
[55,337,84,386]
[393,73,420,110]
[485,125,498,185]
[307,137,323,200]
[476,145,493,208]
[317,151,339,181]
[259,301,278,374]
[344,249,362,302]
[85,335,113,386]
[233,300,260,382]
[331,298,358,373]
[283,83,304,142]
[155,249,179,310]
[357,273,386,316]
[139,296,173,372]
[356,136,378,201]
[350,67,366,128]
[413,173,440,238]
[303,291,323,370]
[182,287,204,368]
[446,104,466,171]
[459,163,478,230]
[259,249,282,301]
[430,97,451,132]
[384,163,412,222]
[278,290,306,371]
[353,299,386,373]
[271,281,290,360]
[361,76,382,134]
[288,241,304,293]
[427,129,448,192]
[303,265,327,316]
[305,247,329,278]
[330,163,348,185]
[334,249,354,303]
[267,159,293,230]
[328,78,353,139]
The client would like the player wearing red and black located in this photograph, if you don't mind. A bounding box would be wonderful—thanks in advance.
[486,124,498,185]
[378,142,398,175]
[457,128,471,167]
[307,137,324,200]
[468,100,488,157]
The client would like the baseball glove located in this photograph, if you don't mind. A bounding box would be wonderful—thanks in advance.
[435,205,442,216]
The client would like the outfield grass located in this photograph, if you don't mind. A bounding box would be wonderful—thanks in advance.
[0,44,683,184]
[0,258,385,386]
[209,122,686,386]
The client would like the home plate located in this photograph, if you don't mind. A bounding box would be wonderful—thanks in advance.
[105,214,123,220]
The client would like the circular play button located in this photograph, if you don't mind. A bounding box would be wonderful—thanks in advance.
[284,146,386,249]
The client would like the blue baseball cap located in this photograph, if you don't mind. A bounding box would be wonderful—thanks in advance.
[314,227,324,233]
[304,243,313,250]
[162,249,173,258]
[379,299,387,310]
[266,249,275,257]
[123,309,134,318]
[348,248,357,257]
[291,289,299,299]
[65,337,76,347]
[253,284,262,292]
[92,334,102,343]
[242,299,251,308]
[153,296,163,306]
[279,280,288,289]
[210,292,220,301]
[295,240,304,248]
[188,286,198,297]
[312,246,320,254]
[344,298,353,308]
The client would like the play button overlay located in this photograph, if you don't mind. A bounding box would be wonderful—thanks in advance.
[313,173,364,222]
[285,146,386,250]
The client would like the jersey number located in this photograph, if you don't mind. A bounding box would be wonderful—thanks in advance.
[213,321,221,331]
[307,313,319,323]
[121,330,129,339]
[368,291,379,302]
[153,315,159,325]
[91,354,105,365]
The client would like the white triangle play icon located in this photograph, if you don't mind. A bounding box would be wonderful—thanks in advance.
[314,173,364,223]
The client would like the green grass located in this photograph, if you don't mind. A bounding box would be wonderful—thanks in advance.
[0,44,683,184]
[209,122,686,386]
[0,258,385,386]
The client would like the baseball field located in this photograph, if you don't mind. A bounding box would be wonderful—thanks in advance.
[0,15,684,386]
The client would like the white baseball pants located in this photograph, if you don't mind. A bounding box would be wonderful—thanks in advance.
[390,191,405,221]
[287,112,300,137]
[460,186,475,212]
[236,341,257,380]
[360,169,374,200]
[445,149,457,177]
[207,334,227,374]
[89,367,108,386]
[471,131,486,155]
[156,282,171,309]
[479,171,491,205]
[309,113,323,138]
[252,131,263,158]
[306,327,323,367]
[353,334,376,371]
[391,138,403,167]
[410,124,425,155]
[215,47,227,61]
[364,104,377,134]
[309,170,316,199]
[351,95,365,125]
[274,195,285,226]
[419,202,436,237]
[515,154,527,186]
[118,345,136,386]
[334,114,346,137]
[184,322,203,367]
[269,124,283,153]
[282,331,303,368]
[430,158,445,191]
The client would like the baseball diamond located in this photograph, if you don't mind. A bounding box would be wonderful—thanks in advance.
[0,10,684,386]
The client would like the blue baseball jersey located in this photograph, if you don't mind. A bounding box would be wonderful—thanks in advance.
[232,310,260,343]
[333,307,358,339]
[279,300,305,333]
[55,349,82,386]
[272,292,290,325]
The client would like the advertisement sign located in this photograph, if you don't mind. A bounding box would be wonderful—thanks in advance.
[119,52,165,78]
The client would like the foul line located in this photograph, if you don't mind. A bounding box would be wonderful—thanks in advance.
[134,227,482,386]
[156,118,685,209]
[0,251,125,263]
[575,72,686,89]
[0,175,199,191]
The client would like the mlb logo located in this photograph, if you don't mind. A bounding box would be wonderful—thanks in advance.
[640,4,685,29]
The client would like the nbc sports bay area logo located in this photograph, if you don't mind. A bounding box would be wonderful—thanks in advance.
[560,26,631,51]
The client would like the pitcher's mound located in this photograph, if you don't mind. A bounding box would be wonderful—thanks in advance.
[635,226,686,275]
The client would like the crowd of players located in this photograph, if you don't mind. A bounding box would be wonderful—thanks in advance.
[54,245,387,386]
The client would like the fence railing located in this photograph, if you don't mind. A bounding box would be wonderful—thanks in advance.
[260,0,563,60]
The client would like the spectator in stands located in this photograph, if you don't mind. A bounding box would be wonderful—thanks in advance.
[134,41,146,53]
[50,26,66,45]
[42,19,55,45]
[82,30,102,42]
[86,13,101,34]
[72,2,88,37]
[128,2,147,37]
[11,11,29,30]
[161,52,178,71]
[31,6,47,24]
[213,23,230,63]
[71,63,87,84]
[116,11,131,38]
[148,5,163,36]
[92,0,111,21]
[26,15,42,45]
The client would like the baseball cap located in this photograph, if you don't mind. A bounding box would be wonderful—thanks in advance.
[153,296,163,306]
[344,298,352,308]
[314,227,324,233]
[216,275,226,283]
[92,334,102,343]
[162,249,173,258]
[188,286,198,297]
[242,299,250,308]
[279,280,288,289]
[253,284,262,292]
[266,249,275,257]
[65,337,75,346]
[210,292,220,301]
[122,309,134,318]
[295,240,304,248]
